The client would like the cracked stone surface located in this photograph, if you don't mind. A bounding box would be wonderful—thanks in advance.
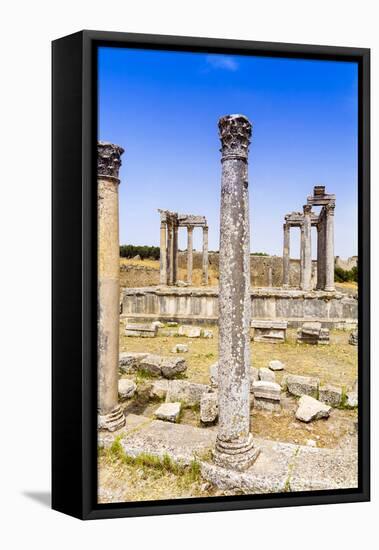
[295,395,331,422]
[154,402,181,423]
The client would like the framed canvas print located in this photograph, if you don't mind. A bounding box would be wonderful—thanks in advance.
[52,30,370,520]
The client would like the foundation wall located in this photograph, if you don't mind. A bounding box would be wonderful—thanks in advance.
[121,287,357,329]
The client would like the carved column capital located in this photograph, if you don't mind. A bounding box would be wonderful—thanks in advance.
[218,114,252,161]
[303,204,312,215]
[97,141,124,179]
[325,201,336,215]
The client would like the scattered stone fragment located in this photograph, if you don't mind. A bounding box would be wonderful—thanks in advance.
[346,391,358,408]
[349,330,358,346]
[200,392,218,424]
[285,374,319,398]
[252,381,281,411]
[151,320,165,329]
[166,380,209,406]
[133,254,141,260]
[125,323,158,338]
[149,380,169,400]
[251,320,287,343]
[160,357,187,378]
[118,379,137,400]
[178,325,201,338]
[306,439,317,447]
[319,385,342,407]
[297,322,329,345]
[139,354,164,376]
[171,343,189,354]
[258,367,276,383]
[202,329,213,339]
[295,395,331,423]
[268,360,284,371]
[154,402,181,423]
[119,352,149,373]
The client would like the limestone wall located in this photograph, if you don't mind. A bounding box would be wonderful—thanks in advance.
[121,287,357,328]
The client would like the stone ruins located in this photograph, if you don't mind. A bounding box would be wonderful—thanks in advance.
[283,186,336,291]
[97,114,358,495]
[158,209,208,286]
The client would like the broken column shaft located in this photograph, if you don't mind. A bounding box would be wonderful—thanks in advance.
[97,142,126,431]
[302,205,312,291]
[214,114,259,471]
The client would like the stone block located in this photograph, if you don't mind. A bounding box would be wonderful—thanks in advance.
[295,395,331,422]
[251,319,287,343]
[118,379,137,400]
[252,381,281,401]
[151,321,165,329]
[149,380,169,400]
[119,352,149,373]
[297,323,330,345]
[268,360,285,371]
[319,385,342,407]
[258,367,276,383]
[178,325,201,338]
[166,380,209,406]
[125,323,158,337]
[285,374,319,398]
[202,329,214,338]
[171,344,189,354]
[349,330,358,346]
[160,357,187,378]
[346,391,358,408]
[200,392,218,423]
[139,354,163,376]
[154,402,181,422]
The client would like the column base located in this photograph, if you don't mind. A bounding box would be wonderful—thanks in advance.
[98,405,126,432]
[213,433,260,472]
[324,285,335,292]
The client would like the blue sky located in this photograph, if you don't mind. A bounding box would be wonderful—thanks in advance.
[98,47,358,258]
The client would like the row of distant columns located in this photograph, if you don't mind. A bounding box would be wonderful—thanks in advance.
[283,202,335,292]
[159,222,208,286]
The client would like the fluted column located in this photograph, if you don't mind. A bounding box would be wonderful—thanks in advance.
[97,142,126,431]
[159,222,167,285]
[302,205,312,291]
[283,223,290,287]
[214,114,259,471]
[187,226,193,285]
[202,226,209,285]
[324,202,335,291]
[316,217,325,289]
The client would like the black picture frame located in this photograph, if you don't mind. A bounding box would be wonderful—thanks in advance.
[52,30,370,520]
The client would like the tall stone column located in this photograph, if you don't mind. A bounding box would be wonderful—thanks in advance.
[214,114,259,471]
[302,205,312,291]
[324,202,335,291]
[299,224,305,289]
[268,265,273,287]
[167,222,173,285]
[97,142,126,431]
[202,226,209,285]
[316,218,325,290]
[173,224,179,284]
[187,226,193,285]
[159,222,167,285]
[283,223,290,287]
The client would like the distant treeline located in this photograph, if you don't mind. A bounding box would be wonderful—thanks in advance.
[335,265,358,283]
[120,245,160,260]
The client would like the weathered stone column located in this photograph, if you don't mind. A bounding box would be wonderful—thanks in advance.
[316,218,325,290]
[173,224,179,284]
[268,265,273,287]
[214,114,259,471]
[302,205,312,291]
[167,222,173,285]
[159,222,167,285]
[299,224,305,289]
[187,226,193,285]
[202,226,209,285]
[283,223,290,287]
[324,202,335,291]
[97,142,126,431]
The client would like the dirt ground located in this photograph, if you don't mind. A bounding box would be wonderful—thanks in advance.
[98,322,358,503]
